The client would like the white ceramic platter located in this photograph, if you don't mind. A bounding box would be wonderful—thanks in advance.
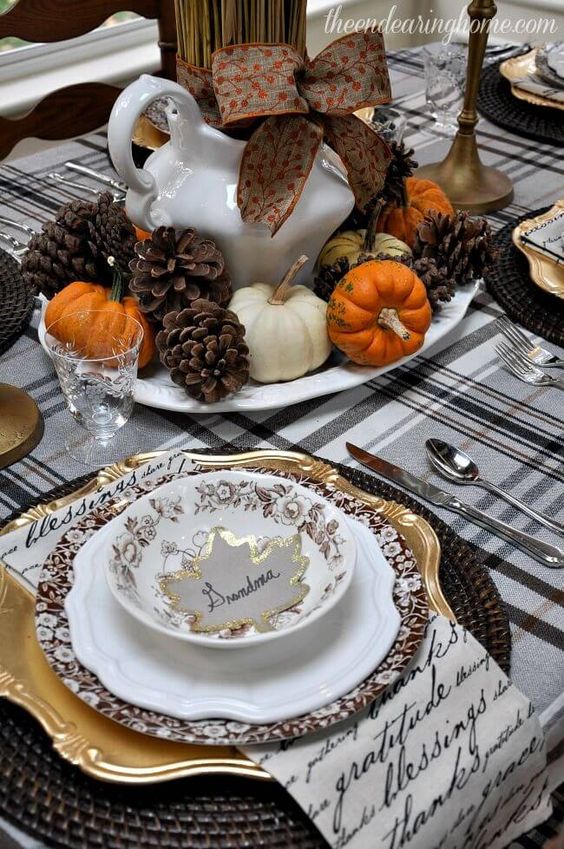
[65,513,399,724]
[38,282,478,413]
[99,471,357,648]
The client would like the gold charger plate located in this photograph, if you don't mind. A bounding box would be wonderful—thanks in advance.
[0,449,452,784]
[0,384,44,470]
[500,49,564,112]
[512,200,564,300]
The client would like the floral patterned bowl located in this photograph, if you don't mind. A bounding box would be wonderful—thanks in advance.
[101,471,357,648]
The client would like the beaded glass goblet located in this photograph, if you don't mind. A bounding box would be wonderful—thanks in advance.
[45,310,143,465]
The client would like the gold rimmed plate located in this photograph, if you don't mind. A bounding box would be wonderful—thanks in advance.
[500,49,564,112]
[0,450,450,783]
[512,200,564,300]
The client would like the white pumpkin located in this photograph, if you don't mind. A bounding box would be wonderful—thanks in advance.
[229,256,332,384]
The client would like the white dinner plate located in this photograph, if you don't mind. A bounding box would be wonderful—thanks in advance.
[38,281,478,413]
[65,513,400,724]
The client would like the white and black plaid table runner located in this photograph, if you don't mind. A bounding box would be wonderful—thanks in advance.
[0,46,562,848]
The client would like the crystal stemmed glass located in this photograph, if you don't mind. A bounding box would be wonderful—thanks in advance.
[45,310,144,465]
[424,45,467,136]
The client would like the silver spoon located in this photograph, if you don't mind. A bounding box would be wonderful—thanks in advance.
[426,439,564,537]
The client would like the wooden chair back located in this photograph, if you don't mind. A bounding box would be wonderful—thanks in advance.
[0,0,176,159]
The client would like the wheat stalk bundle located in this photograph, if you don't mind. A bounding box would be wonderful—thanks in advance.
[175,0,307,68]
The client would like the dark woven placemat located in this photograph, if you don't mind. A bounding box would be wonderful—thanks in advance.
[478,60,564,146]
[0,457,511,849]
[484,207,564,346]
[0,249,35,357]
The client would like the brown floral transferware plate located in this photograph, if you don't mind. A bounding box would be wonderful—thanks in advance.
[36,467,429,746]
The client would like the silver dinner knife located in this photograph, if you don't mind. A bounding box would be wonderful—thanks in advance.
[65,162,127,193]
[346,443,564,569]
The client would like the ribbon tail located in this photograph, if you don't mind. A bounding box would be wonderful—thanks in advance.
[324,114,392,211]
[238,115,323,237]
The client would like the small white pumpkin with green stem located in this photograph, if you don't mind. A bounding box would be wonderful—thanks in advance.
[229,256,331,384]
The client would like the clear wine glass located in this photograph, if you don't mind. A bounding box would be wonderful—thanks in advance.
[45,310,143,466]
[424,46,467,137]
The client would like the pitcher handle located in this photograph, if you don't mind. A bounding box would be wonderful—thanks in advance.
[107,74,205,229]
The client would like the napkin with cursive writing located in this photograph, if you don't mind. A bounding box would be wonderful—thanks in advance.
[241,615,552,849]
[0,449,192,591]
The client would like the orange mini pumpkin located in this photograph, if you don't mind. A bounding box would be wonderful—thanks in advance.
[45,272,155,368]
[327,260,432,367]
[134,225,152,242]
[376,176,454,247]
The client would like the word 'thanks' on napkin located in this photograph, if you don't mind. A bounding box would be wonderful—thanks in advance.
[242,615,552,849]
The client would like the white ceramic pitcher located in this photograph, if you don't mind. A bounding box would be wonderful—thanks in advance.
[108,74,354,289]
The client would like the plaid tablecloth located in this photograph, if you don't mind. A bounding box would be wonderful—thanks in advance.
[0,46,562,848]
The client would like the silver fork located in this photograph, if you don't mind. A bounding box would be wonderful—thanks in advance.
[0,217,34,239]
[48,172,125,202]
[496,315,564,368]
[496,341,564,388]
[0,231,27,259]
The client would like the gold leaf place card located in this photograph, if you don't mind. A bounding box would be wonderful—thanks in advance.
[159,527,310,633]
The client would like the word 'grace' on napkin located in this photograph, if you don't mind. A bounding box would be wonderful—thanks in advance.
[242,616,552,849]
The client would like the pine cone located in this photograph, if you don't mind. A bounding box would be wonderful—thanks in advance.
[21,194,135,297]
[413,210,497,285]
[314,256,351,302]
[56,197,97,233]
[21,220,99,297]
[411,256,455,313]
[382,141,418,206]
[129,227,231,323]
[339,142,418,230]
[156,299,249,404]
[87,191,136,272]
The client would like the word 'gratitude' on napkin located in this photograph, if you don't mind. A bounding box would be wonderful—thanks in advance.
[241,616,552,849]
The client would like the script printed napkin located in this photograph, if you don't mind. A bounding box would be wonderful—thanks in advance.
[242,616,552,849]
[0,449,191,590]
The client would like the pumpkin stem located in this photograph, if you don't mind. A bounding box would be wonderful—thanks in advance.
[268,255,309,305]
[363,198,385,253]
[108,256,124,303]
[377,307,412,341]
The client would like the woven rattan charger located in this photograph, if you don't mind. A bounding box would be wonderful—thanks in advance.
[478,60,564,146]
[0,449,510,849]
[0,249,35,357]
[484,207,564,347]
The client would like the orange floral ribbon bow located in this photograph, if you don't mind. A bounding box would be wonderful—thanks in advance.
[177,31,392,235]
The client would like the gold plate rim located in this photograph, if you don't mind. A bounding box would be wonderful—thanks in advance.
[0,384,45,471]
[0,449,450,784]
[500,49,564,112]
[511,200,564,300]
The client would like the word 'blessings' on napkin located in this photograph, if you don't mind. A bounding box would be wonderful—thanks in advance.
[0,449,193,590]
[242,616,552,849]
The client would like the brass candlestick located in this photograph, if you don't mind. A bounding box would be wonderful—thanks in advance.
[417,0,513,214]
